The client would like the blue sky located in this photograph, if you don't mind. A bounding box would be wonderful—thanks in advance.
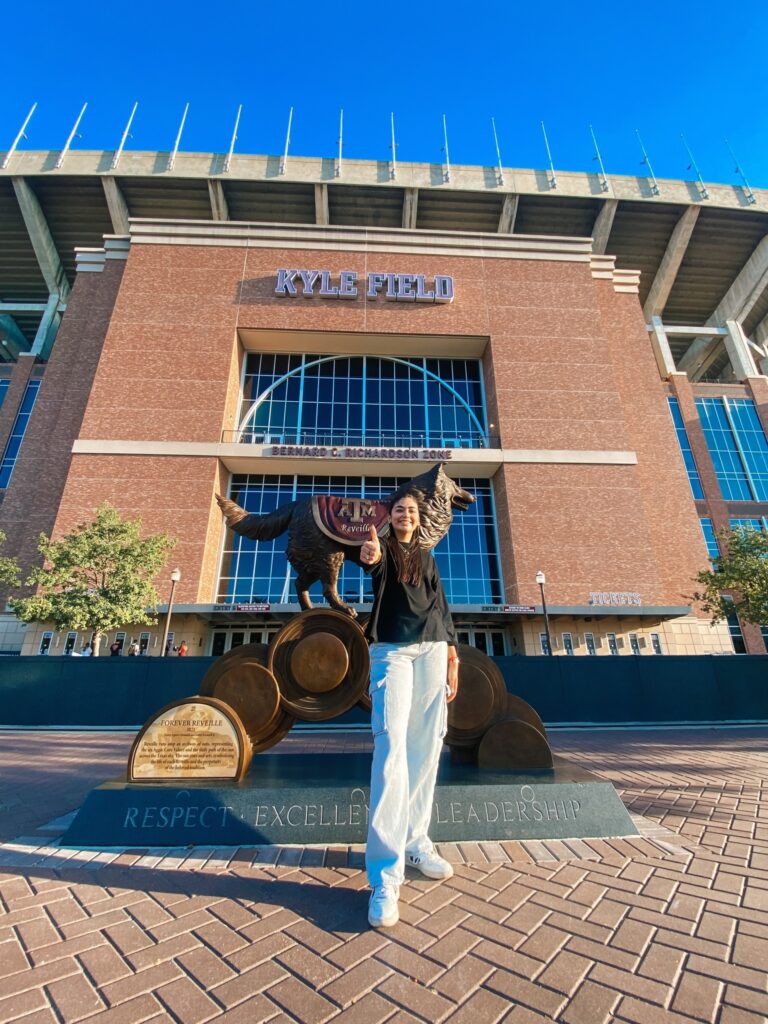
[4,1,768,187]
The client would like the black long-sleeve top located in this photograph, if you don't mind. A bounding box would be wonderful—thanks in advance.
[364,542,457,646]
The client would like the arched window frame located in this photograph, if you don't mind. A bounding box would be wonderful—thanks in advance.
[238,354,487,444]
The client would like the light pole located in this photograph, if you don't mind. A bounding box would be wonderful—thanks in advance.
[536,570,553,656]
[161,567,181,656]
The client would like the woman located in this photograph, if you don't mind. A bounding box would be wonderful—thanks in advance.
[359,484,459,928]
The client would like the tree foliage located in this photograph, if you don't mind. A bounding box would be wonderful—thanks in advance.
[692,526,768,625]
[11,503,176,651]
[0,530,20,588]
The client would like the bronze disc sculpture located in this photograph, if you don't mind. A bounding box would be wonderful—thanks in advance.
[478,718,554,771]
[268,609,370,721]
[445,644,508,748]
[198,642,269,696]
[200,653,296,754]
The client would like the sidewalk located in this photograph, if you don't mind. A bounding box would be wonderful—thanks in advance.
[0,727,766,1023]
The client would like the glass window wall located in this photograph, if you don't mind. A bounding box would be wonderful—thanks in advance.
[695,397,768,501]
[0,379,40,488]
[699,517,719,561]
[239,354,487,449]
[219,474,502,606]
[667,397,704,499]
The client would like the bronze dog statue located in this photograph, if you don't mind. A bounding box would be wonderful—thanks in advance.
[217,464,474,617]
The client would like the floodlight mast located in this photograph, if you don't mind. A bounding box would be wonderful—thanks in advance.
[56,103,88,169]
[224,104,242,173]
[491,117,504,186]
[541,121,557,189]
[167,103,189,171]
[441,114,451,183]
[390,112,397,180]
[111,101,138,171]
[2,102,38,169]
[279,107,293,175]
[725,139,756,205]
[681,133,709,200]
[635,129,660,196]
[589,124,610,193]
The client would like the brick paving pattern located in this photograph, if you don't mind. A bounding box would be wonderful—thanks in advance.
[0,726,766,1022]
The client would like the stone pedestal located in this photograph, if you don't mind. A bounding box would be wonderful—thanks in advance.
[61,753,637,848]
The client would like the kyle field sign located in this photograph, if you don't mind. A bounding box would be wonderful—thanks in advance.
[275,269,454,303]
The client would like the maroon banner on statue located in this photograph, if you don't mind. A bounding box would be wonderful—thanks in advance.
[311,496,390,546]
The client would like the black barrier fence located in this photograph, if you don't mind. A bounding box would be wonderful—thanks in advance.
[0,655,766,728]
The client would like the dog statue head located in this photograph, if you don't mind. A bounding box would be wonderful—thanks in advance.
[391,464,475,549]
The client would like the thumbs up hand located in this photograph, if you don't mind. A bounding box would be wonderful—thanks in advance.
[361,525,382,566]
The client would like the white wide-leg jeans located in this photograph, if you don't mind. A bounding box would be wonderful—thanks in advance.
[366,641,448,888]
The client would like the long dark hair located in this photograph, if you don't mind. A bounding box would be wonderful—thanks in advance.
[386,485,424,586]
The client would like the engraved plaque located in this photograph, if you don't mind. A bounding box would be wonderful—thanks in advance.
[128,697,251,782]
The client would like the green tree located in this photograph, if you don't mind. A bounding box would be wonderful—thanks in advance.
[0,530,21,588]
[692,526,768,625]
[11,503,176,655]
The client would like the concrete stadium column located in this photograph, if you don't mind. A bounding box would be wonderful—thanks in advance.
[314,184,329,225]
[497,194,518,234]
[723,320,760,380]
[643,206,700,320]
[208,180,229,222]
[591,199,618,254]
[101,177,130,235]
[0,314,30,359]
[402,188,418,230]
[745,374,768,449]
[12,178,71,301]
[648,316,677,377]
[709,234,768,325]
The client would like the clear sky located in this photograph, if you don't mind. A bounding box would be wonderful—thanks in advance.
[4,0,768,187]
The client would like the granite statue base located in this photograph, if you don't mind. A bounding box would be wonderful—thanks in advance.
[60,752,638,848]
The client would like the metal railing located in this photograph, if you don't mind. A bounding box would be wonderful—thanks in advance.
[221,429,500,449]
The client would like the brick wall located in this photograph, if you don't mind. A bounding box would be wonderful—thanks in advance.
[0,261,125,593]
[37,239,714,618]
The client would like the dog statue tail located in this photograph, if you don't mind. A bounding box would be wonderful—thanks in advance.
[216,495,297,541]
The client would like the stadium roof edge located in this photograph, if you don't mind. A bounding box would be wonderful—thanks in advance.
[0,149,765,211]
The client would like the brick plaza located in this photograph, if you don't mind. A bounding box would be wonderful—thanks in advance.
[0,726,766,1023]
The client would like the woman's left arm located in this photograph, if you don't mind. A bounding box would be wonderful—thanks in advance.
[446,644,459,703]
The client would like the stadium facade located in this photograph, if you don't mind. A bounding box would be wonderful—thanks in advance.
[0,150,767,656]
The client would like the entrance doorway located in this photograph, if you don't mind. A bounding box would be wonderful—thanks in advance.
[210,624,281,657]
[455,626,508,656]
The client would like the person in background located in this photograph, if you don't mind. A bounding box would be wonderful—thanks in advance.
[127,640,139,656]
[109,640,121,656]
[80,643,93,657]
[177,640,188,657]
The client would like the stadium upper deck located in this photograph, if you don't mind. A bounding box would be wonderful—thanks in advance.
[1,149,767,382]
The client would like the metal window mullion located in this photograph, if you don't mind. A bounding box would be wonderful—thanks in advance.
[296,356,306,444]
[487,481,505,603]
[279,475,299,603]
[361,355,367,445]
[722,396,759,501]
[476,359,489,446]
[422,358,430,446]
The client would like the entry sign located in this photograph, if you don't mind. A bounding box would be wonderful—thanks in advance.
[481,604,537,614]
[275,269,454,303]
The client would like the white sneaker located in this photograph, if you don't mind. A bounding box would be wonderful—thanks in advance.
[368,884,400,928]
[406,847,454,880]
